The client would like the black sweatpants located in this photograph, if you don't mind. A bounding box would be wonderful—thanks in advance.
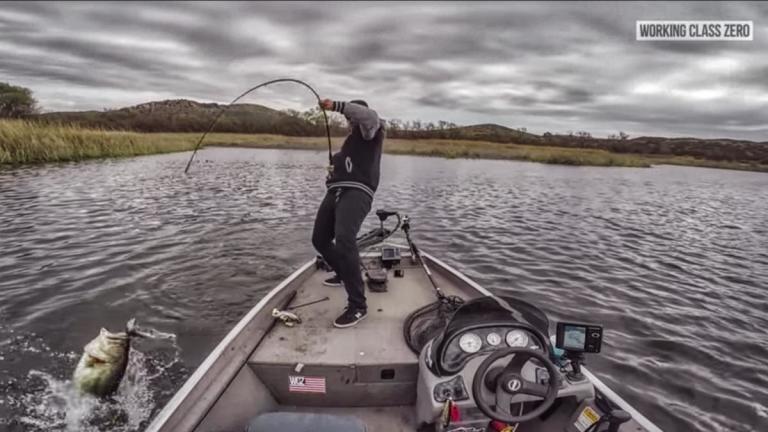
[312,188,372,311]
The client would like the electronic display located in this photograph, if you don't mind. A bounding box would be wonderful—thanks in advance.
[556,322,603,353]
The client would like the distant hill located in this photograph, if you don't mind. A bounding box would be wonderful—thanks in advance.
[414,126,768,165]
[401,123,540,143]
[36,99,768,165]
[538,133,768,165]
[40,99,320,135]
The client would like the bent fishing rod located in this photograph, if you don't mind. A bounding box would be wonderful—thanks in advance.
[184,78,332,174]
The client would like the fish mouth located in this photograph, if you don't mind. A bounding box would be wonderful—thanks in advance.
[101,328,129,341]
[86,353,109,364]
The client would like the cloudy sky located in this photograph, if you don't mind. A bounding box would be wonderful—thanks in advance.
[1,1,766,140]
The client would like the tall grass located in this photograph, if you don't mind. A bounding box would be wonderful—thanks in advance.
[0,120,196,165]
[3,122,766,172]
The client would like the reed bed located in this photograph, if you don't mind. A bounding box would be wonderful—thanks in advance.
[3,122,765,172]
[0,120,195,164]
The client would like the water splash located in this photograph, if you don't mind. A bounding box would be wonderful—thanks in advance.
[0,324,183,432]
[13,349,175,432]
[19,370,101,431]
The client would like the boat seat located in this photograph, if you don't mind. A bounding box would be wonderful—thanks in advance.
[245,412,366,432]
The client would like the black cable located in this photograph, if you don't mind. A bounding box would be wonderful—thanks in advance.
[184,78,332,174]
[403,294,464,354]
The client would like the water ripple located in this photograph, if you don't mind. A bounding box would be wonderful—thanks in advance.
[1,149,767,431]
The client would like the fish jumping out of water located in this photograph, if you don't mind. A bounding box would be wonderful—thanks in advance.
[73,318,159,397]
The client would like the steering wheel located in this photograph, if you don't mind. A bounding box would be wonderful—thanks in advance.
[471,348,560,424]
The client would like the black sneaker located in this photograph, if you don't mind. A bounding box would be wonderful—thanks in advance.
[333,308,367,328]
[323,275,343,287]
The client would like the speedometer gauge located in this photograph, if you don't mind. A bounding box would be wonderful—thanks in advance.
[486,332,502,346]
[458,333,482,353]
[506,330,529,347]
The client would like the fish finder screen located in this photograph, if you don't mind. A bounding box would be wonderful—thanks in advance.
[563,325,586,350]
[556,322,602,353]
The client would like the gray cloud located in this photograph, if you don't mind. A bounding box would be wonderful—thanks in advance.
[1,1,767,139]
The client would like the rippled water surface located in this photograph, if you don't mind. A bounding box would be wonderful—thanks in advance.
[1,147,767,431]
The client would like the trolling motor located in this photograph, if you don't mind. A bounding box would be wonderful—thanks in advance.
[315,208,402,273]
[356,209,402,250]
[362,209,402,292]
[376,208,399,225]
[376,209,402,269]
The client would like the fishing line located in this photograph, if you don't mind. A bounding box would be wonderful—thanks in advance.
[184,78,332,174]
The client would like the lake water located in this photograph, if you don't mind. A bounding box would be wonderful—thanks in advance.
[1,147,767,431]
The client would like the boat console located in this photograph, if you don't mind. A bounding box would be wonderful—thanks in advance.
[415,295,625,431]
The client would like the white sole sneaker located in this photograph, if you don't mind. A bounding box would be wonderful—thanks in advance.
[333,312,367,328]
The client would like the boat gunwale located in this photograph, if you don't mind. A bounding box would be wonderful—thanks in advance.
[582,368,663,432]
[145,258,316,432]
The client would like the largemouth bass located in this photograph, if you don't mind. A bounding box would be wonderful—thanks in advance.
[73,318,152,397]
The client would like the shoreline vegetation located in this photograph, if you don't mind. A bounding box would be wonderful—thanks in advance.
[0,120,196,164]
[1,120,766,173]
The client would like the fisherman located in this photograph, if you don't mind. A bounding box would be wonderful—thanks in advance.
[312,98,385,328]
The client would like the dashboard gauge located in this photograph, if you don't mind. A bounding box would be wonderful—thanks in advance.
[458,333,483,353]
[506,330,530,347]
[486,332,502,346]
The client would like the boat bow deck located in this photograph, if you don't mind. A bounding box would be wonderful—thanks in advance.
[249,257,467,408]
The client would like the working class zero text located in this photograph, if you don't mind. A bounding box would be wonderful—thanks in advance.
[638,22,751,39]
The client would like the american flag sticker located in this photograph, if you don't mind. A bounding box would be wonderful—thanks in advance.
[288,375,326,394]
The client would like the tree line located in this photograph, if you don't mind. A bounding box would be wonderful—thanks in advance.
[3,82,767,165]
[281,106,466,139]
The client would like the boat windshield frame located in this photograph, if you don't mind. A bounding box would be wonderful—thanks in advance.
[428,295,552,376]
[443,295,551,336]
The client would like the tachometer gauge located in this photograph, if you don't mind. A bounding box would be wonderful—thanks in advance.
[506,330,529,347]
[486,332,502,346]
[458,333,482,353]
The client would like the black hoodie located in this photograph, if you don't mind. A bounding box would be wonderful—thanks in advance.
[326,101,386,198]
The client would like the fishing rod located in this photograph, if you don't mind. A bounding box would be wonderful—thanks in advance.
[183,78,333,174]
[287,296,330,310]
